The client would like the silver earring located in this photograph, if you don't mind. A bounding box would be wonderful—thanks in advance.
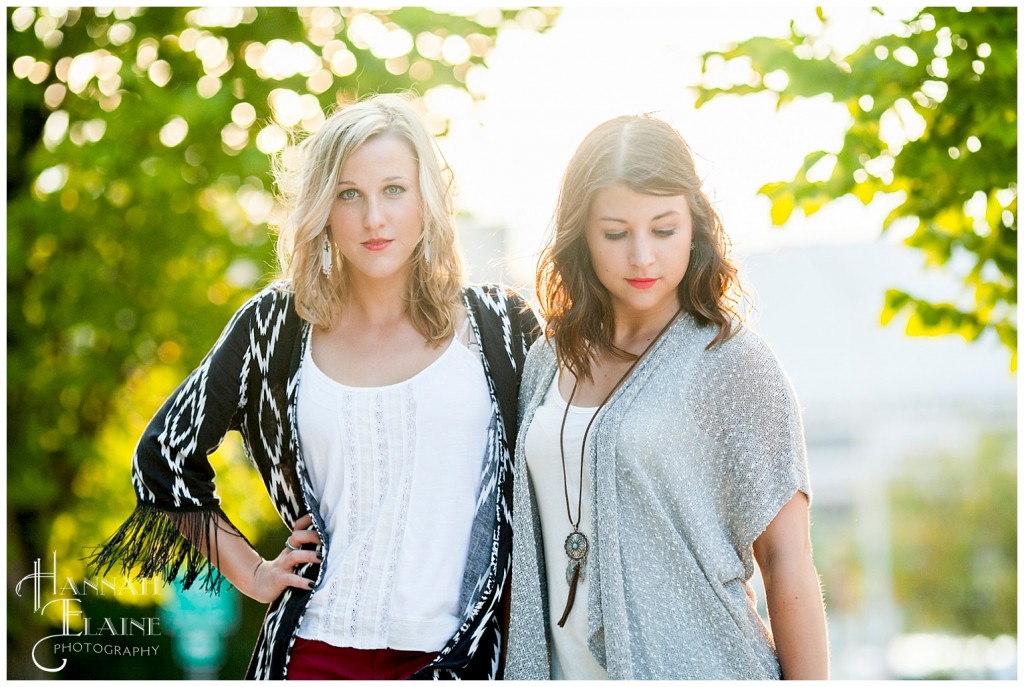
[424,239,432,265]
[321,231,333,277]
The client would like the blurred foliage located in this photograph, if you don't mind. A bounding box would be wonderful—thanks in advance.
[696,7,1017,370]
[6,6,558,678]
[807,502,863,618]
[888,432,1016,636]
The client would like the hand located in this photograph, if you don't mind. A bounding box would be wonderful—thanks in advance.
[250,514,323,604]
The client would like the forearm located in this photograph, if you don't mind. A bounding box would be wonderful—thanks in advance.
[180,512,321,604]
[179,513,264,599]
[763,554,829,679]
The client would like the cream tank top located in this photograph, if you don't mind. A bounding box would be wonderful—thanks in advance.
[295,335,491,651]
[524,373,609,679]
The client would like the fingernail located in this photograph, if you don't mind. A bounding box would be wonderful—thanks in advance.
[316,553,323,562]
[307,580,315,590]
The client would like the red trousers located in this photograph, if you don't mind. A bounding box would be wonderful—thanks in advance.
[287,638,438,680]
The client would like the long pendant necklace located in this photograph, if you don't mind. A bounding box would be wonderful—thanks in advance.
[556,309,682,627]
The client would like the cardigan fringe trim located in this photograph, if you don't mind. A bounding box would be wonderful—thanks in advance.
[86,503,245,593]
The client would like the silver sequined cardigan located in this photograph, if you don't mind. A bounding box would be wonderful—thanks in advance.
[506,314,811,680]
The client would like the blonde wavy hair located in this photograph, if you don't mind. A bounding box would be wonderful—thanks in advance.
[272,93,463,342]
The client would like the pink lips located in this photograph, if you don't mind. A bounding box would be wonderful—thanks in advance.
[625,278,658,290]
[362,238,393,251]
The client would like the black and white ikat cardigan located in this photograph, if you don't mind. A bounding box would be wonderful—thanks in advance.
[90,282,540,679]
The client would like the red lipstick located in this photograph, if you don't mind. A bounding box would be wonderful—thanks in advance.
[625,278,657,290]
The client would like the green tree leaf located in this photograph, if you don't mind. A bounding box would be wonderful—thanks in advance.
[696,7,1017,370]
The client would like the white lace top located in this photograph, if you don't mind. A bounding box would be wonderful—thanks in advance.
[295,334,491,651]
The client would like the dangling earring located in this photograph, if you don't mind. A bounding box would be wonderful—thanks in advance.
[321,231,333,277]
[423,238,432,266]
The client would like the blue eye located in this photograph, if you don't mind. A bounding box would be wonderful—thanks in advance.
[338,188,358,201]
[384,184,404,196]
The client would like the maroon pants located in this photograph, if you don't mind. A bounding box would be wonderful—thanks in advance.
[286,638,438,680]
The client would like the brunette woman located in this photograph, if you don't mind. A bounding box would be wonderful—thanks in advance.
[506,114,828,679]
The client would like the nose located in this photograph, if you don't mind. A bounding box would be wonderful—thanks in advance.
[363,196,385,229]
[628,234,655,267]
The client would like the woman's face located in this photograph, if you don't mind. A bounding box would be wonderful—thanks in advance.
[327,134,423,291]
[584,183,692,321]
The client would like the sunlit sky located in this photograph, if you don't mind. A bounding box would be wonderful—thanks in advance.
[432,4,922,283]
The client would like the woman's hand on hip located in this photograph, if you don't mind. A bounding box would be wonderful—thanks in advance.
[250,514,323,604]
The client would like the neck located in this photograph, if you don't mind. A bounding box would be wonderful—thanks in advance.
[342,276,409,328]
[611,301,681,354]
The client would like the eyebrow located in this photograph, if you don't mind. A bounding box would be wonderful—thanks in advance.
[336,175,411,186]
[597,210,681,223]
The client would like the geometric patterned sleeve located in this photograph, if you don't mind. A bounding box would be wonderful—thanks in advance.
[87,288,268,592]
[690,329,811,574]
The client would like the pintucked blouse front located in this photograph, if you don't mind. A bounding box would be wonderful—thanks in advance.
[296,336,491,652]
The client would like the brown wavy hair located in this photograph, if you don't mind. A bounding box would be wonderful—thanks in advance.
[536,114,744,381]
[272,93,462,343]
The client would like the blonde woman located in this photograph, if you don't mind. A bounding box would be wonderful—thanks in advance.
[93,94,540,679]
[507,115,828,679]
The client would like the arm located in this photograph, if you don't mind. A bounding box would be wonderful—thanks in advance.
[193,513,321,603]
[90,288,299,593]
[753,492,829,679]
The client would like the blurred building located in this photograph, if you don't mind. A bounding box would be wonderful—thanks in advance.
[457,216,512,286]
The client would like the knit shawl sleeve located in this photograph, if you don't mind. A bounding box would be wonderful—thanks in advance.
[88,287,275,592]
[691,328,811,572]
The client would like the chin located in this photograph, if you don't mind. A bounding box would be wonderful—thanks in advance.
[616,292,677,312]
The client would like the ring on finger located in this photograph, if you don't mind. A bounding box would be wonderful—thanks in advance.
[285,538,300,551]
